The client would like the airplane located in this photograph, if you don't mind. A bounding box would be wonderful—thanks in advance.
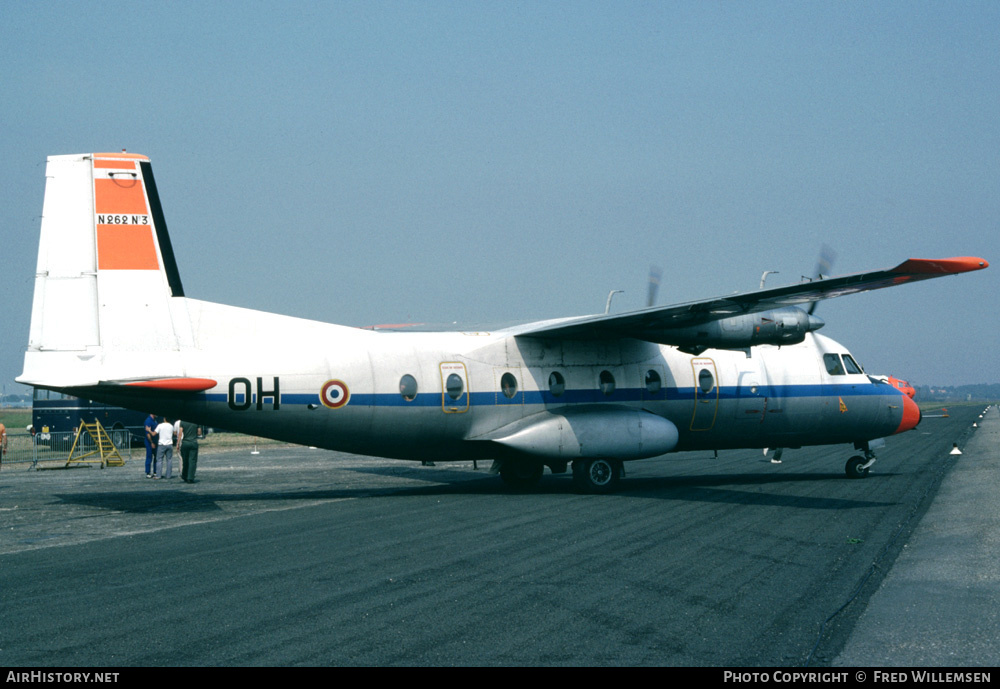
[18,152,989,492]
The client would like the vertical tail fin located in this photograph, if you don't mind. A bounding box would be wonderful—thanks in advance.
[21,152,186,386]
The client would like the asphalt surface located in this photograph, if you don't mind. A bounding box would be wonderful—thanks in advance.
[835,404,999,667]
[0,404,991,667]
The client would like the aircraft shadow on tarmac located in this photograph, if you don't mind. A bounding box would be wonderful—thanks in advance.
[50,468,898,513]
[51,487,371,514]
[339,465,900,510]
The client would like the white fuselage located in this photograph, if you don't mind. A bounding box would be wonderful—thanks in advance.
[54,296,908,463]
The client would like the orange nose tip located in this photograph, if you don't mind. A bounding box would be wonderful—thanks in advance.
[894,393,921,434]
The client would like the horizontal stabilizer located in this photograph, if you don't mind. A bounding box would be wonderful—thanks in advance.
[123,378,217,392]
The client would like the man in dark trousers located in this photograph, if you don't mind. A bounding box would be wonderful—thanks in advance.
[143,413,157,478]
[178,419,201,483]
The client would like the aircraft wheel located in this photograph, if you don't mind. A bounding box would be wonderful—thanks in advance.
[845,455,870,479]
[572,458,622,494]
[499,459,544,490]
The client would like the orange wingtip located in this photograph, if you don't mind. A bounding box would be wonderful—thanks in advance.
[892,257,989,274]
[125,378,217,392]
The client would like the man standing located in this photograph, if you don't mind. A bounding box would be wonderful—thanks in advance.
[178,420,200,483]
[153,417,175,479]
[144,413,157,478]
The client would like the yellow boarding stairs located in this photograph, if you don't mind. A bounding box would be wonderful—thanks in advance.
[66,420,126,468]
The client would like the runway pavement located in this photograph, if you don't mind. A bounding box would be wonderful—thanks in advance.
[0,404,991,666]
[834,404,999,667]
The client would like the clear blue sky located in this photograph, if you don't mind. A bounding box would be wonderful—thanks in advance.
[2,1,998,395]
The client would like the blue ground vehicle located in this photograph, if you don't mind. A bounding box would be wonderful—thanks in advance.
[32,390,148,449]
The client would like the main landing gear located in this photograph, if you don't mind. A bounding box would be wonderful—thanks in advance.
[572,458,623,494]
[496,457,624,493]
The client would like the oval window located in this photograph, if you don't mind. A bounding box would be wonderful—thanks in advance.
[548,371,565,397]
[645,369,662,394]
[500,372,518,399]
[599,370,616,396]
[399,374,418,402]
[698,368,715,394]
[446,373,464,400]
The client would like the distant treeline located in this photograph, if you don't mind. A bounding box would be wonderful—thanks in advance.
[916,384,1000,402]
[1,393,32,408]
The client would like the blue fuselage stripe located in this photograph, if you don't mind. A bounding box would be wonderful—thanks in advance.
[205,383,900,408]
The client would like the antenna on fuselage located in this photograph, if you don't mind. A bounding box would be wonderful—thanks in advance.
[605,290,624,314]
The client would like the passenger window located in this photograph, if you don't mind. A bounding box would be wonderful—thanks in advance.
[645,369,662,394]
[842,355,863,374]
[399,374,418,401]
[500,372,518,399]
[599,370,616,396]
[698,368,715,394]
[548,371,565,397]
[824,353,845,376]
[446,373,464,400]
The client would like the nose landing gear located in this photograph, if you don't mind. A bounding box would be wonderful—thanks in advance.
[845,451,876,478]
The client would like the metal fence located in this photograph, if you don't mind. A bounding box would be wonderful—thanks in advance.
[1,428,136,470]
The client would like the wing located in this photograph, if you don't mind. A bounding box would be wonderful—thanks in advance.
[515,256,988,344]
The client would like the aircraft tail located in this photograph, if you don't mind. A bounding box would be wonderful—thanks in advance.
[20,152,191,388]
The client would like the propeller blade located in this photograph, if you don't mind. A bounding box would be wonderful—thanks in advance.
[647,265,662,307]
[808,244,838,315]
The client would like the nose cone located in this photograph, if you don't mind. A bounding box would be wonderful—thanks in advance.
[807,314,825,332]
[894,393,922,434]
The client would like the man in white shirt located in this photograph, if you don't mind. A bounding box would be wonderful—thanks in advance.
[153,417,175,479]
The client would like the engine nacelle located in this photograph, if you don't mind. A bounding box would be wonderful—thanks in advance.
[669,306,824,354]
[485,406,679,460]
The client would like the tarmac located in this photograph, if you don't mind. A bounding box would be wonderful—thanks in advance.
[1,405,996,666]
[834,404,999,667]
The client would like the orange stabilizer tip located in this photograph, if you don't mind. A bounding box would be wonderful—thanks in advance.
[93,152,150,161]
[125,378,218,392]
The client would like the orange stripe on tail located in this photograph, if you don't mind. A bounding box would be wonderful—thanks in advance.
[93,159,137,170]
[96,225,159,270]
[95,177,148,214]
[93,166,159,271]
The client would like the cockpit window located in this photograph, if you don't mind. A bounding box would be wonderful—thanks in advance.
[842,354,863,374]
[824,353,845,376]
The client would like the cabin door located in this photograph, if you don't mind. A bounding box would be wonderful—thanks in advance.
[690,357,719,431]
[439,362,469,413]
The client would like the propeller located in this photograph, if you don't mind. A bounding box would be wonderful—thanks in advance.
[647,265,662,307]
[807,244,838,315]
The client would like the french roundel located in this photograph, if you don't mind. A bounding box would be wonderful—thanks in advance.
[320,379,350,409]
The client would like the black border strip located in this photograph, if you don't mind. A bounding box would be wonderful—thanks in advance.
[140,160,185,297]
